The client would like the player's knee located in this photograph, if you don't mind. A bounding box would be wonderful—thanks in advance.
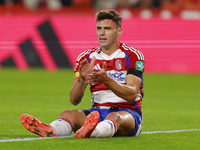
[60,110,86,121]
[60,110,77,118]
[60,110,70,117]
[106,112,122,123]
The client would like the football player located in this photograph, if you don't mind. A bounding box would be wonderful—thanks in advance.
[21,9,145,138]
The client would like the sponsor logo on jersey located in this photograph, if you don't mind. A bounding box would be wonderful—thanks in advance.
[107,71,125,82]
[135,61,145,72]
[115,59,122,71]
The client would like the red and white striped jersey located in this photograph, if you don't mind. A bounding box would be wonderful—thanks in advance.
[74,43,145,115]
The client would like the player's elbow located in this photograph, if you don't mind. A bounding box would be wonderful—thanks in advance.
[70,92,82,106]
[70,87,83,106]
[70,92,82,105]
[126,93,138,103]
[124,87,139,103]
[70,97,81,106]
[71,101,79,106]
[125,85,141,103]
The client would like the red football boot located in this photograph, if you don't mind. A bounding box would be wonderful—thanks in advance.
[20,114,57,137]
[74,111,100,138]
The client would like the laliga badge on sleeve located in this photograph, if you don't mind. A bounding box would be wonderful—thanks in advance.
[135,61,145,72]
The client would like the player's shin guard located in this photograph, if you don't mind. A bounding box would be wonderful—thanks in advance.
[50,117,74,136]
[90,119,117,138]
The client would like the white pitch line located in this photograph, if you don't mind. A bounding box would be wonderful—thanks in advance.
[141,129,200,134]
[0,129,200,143]
[0,135,74,143]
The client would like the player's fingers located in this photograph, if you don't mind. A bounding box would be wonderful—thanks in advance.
[90,57,96,66]
[87,73,95,79]
[80,58,88,66]
[103,61,107,71]
[86,77,94,84]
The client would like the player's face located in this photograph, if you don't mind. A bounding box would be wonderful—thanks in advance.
[96,19,122,50]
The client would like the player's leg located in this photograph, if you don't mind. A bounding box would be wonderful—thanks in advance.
[53,109,86,134]
[20,109,86,137]
[48,109,87,136]
[73,109,142,138]
[90,110,142,137]
[74,110,125,138]
[74,109,117,138]
[107,111,135,136]
[90,111,134,137]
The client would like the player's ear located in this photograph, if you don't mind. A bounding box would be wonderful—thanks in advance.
[118,27,123,37]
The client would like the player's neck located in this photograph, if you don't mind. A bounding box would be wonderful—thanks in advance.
[101,42,120,56]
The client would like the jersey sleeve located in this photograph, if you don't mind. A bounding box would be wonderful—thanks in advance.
[126,47,145,78]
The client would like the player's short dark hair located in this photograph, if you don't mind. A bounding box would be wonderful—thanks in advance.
[95,10,122,27]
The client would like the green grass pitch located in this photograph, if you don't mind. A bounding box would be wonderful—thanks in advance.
[0,68,200,150]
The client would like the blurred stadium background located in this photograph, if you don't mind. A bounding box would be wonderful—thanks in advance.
[0,0,200,73]
[0,1,200,148]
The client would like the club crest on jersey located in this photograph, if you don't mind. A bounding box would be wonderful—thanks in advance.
[115,59,122,71]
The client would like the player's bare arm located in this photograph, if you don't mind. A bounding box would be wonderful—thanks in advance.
[70,57,96,105]
[86,61,142,103]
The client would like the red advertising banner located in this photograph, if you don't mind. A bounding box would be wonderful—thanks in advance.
[0,15,200,73]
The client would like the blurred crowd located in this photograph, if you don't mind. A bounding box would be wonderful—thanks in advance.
[0,0,199,18]
[0,0,199,10]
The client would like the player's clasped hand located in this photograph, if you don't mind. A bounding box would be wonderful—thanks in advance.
[86,61,107,84]
[79,57,96,78]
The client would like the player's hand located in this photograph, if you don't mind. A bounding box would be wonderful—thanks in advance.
[86,61,108,84]
[79,57,96,79]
